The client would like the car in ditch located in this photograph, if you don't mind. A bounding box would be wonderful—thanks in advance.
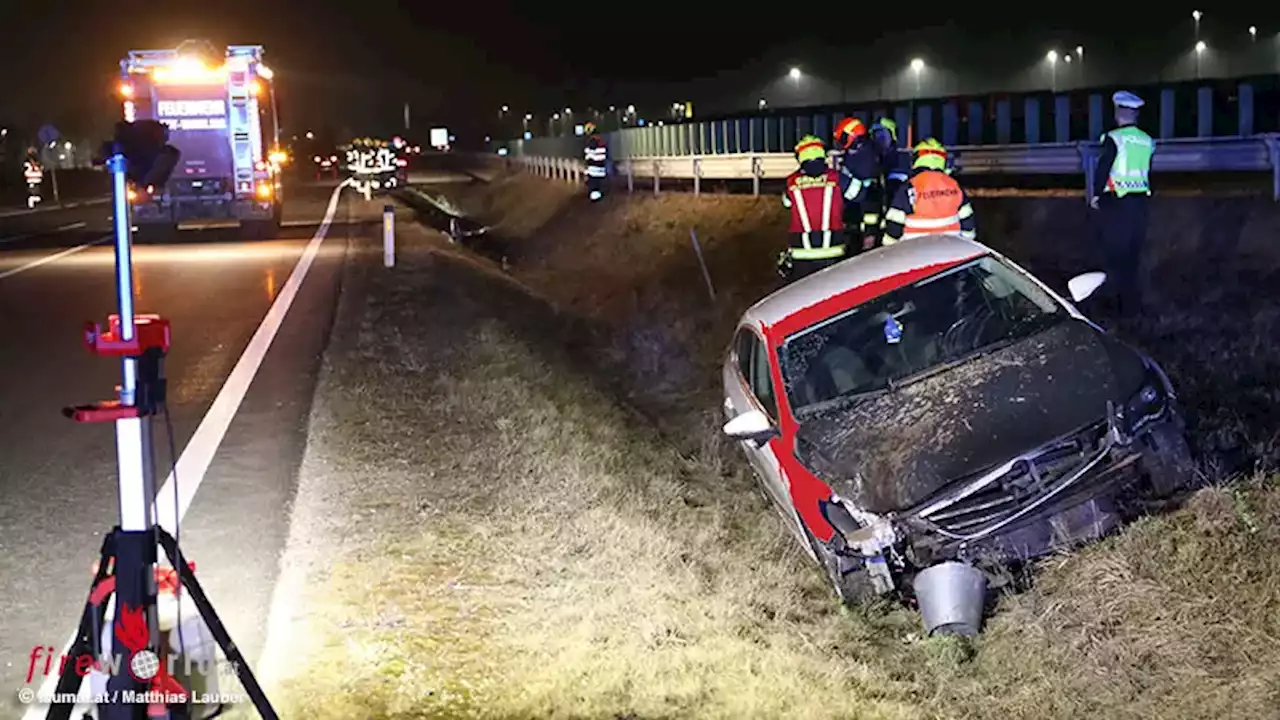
[722,234,1195,637]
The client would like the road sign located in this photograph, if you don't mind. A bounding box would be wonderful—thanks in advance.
[38,124,60,146]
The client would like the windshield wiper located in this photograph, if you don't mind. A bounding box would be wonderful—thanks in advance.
[890,335,1024,391]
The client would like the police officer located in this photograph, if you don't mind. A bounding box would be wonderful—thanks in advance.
[583,122,607,201]
[833,117,883,252]
[1091,91,1154,316]
[23,149,43,209]
[780,135,847,280]
[883,138,976,244]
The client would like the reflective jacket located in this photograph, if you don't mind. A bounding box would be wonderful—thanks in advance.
[584,135,607,178]
[782,166,846,259]
[1093,125,1153,199]
[883,169,976,244]
[23,161,43,183]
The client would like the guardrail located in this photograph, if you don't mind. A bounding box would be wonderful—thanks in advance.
[488,134,1280,202]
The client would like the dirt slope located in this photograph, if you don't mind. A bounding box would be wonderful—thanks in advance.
[262,178,1280,719]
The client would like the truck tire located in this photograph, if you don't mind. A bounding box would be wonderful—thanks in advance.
[133,224,175,244]
[241,219,279,241]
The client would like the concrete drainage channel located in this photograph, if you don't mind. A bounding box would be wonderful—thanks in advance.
[395,186,511,269]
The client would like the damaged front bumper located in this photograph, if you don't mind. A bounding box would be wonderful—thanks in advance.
[830,403,1174,594]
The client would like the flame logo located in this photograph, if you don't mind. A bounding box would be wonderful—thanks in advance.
[115,603,149,653]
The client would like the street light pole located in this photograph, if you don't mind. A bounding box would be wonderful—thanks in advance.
[1046,50,1058,93]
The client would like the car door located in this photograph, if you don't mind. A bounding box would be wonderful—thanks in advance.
[725,327,791,516]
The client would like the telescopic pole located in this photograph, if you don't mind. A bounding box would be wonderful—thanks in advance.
[100,152,159,720]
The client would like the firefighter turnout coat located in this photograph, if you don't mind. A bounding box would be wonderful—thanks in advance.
[883,169,976,244]
[782,167,846,260]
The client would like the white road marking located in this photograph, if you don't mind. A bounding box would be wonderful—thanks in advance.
[0,221,88,245]
[0,236,111,280]
[21,180,350,718]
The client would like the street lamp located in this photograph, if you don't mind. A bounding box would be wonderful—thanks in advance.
[305,131,314,139]
[1250,25,1257,41]
[1193,10,1202,40]
[789,67,801,80]
[1195,40,1207,79]
[1046,50,1059,92]
[759,98,767,110]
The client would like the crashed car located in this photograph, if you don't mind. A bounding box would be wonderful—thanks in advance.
[722,235,1194,636]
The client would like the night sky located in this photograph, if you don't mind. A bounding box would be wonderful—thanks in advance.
[3,3,1280,146]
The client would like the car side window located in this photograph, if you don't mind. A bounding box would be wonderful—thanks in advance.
[750,340,778,421]
[735,327,778,421]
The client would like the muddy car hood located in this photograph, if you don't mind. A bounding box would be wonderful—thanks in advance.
[794,320,1147,515]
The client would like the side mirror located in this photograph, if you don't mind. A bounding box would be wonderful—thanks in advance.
[723,408,779,446]
[1067,271,1107,303]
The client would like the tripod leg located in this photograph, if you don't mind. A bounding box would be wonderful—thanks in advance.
[156,528,279,720]
[46,532,118,720]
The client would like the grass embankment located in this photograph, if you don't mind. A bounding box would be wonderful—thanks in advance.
[266,177,1280,719]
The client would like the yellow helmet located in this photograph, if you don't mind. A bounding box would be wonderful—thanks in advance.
[912,138,947,171]
[794,134,826,164]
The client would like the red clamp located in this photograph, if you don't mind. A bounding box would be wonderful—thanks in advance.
[67,399,139,423]
[84,313,171,357]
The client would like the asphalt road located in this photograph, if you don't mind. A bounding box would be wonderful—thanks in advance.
[0,179,362,712]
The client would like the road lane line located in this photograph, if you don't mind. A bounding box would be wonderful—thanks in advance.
[0,236,111,280]
[0,220,90,244]
[21,180,350,718]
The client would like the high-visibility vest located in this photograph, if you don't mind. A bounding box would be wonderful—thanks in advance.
[584,137,607,178]
[23,162,43,183]
[1102,125,1153,198]
[782,169,846,260]
[892,170,972,241]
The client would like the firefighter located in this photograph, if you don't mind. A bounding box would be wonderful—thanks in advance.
[583,122,607,201]
[871,118,911,220]
[779,135,846,280]
[1090,90,1154,317]
[23,150,43,209]
[882,138,976,245]
[833,117,883,252]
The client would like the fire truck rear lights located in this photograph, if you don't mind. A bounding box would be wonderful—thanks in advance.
[119,84,134,97]
[313,155,322,163]
[256,183,272,199]
[249,80,262,96]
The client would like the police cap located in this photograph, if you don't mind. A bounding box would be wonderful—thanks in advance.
[1112,91,1144,109]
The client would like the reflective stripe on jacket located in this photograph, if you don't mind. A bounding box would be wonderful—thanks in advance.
[782,168,843,234]
[882,169,975,244]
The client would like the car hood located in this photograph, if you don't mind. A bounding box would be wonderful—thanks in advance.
[793,319,1147,515]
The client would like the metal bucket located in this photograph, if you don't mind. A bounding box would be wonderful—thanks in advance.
[913,561,988,637]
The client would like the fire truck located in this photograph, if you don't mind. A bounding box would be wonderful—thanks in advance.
[119,40,284,239]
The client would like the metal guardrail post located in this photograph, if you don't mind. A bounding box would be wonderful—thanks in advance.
[653,159,661,195]
[693,157,702,196]
[1077,142,1098,205]
[751,156,762,196]
[1266,135,1280,201]
[626,161,634,194]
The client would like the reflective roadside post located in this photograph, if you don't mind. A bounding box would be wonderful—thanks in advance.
[383,204,394,267]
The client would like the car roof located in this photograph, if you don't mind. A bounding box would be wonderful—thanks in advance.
[743,235,991,336]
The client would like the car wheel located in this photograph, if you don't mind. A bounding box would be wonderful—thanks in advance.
[803,526,880,606]
[1138,412,1198,497]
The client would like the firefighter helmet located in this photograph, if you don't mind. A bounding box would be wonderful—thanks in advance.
[794,134,826,164]
[912,138,948,171]
[833,117,867,150]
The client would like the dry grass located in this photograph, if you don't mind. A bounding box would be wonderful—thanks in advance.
[263,178,1280,719]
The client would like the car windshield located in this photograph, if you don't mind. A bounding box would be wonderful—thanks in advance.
[780,254,1066,416]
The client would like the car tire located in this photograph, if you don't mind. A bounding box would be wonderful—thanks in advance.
[803,526,881,606]
[1138,412,1198,497]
